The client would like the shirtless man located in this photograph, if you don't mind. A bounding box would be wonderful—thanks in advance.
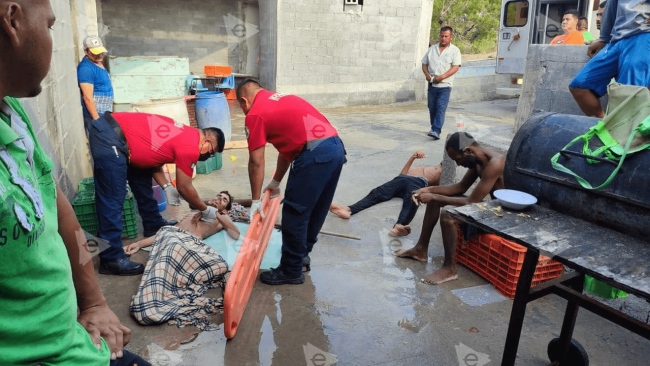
[394,132,505,284]
[330,151,441,236]
[124,191,240,255]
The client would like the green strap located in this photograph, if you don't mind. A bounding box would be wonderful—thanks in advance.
[551,127,638,189]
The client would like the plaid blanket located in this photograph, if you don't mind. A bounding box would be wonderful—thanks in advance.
[129,226,228,331]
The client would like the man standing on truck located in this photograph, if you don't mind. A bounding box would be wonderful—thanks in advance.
[569,0,650,118]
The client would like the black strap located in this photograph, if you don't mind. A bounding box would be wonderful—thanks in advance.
[103,112,130,158]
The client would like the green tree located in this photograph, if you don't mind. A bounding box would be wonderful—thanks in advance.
[431,0,501,54]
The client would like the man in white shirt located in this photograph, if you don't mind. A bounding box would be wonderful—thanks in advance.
[421,26,462,140]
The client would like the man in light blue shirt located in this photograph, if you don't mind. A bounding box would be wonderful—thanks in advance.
[421,26,462,140]
[570,0,650,117]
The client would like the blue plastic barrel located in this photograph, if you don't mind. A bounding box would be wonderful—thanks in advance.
[195,91,231,142]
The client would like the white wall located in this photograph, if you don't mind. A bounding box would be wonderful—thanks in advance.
[274,0,434,107]
[23,0,92,198]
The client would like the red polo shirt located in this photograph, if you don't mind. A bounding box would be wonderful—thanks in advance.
[113,112,200,177]
[245,90,338,161]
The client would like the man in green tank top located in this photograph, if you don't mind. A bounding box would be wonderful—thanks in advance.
[0,1,148,365]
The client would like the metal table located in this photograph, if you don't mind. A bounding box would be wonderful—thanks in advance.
[448,200,650,366]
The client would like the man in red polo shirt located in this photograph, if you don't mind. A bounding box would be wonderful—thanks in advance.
[237,79,347,285]
[87,112,224,275]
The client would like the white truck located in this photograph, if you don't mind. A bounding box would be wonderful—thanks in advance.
[496,0,599,74]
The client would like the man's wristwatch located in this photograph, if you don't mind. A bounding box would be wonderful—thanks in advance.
[161,183,172,190]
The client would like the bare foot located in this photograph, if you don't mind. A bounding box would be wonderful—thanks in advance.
[329,203,351,219]
[420,267,458,285]
[389,224,411,237]
[393,246,428,262]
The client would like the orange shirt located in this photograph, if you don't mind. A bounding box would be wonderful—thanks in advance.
[550,32,585,45]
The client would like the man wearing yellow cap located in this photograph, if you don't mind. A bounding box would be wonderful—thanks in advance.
[77,35,113,129]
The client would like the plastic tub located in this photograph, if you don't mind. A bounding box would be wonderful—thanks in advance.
[131,97,191,126]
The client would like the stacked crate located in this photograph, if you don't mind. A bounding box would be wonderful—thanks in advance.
[203,65,236,100]
[455,228,564,299]
[72,178,138,239]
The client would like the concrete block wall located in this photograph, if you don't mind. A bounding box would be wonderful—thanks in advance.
[451,60,516,103]
[22,0,92,199]
[274,0,434,108]
[514,45,605,131]
[98,0,258,75]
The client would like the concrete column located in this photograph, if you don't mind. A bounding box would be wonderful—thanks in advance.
[415,0,434,102]
[69,0,99,63]
[259,0,278,90]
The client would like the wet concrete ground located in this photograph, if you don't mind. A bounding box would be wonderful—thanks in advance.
[97,99,650,365]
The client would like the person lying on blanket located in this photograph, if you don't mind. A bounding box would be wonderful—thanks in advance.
[125,191,242,255]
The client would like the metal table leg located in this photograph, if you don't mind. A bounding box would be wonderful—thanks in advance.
[555,274,585,362]
[501,248,540,366]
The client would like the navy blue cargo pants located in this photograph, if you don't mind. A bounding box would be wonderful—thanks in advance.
[87,116,167,261]
[280,136,346,276]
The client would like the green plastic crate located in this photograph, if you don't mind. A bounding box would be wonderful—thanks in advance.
[584,275,628,299]
[196,154,222,174]
[72,191,96,217]
[78,177,95,193]
[74,189,139,238]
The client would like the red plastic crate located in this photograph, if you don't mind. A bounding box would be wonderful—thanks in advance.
[456,229,564,299]
[203,65,232,77]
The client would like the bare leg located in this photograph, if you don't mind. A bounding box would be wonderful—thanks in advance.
[329,203,352,219]
[393,201,442,262]
[422,209,459,284]
[389,224,411,237]
[570,87,605,118]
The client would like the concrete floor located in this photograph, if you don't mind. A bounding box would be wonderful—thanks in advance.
[97,99,650,366]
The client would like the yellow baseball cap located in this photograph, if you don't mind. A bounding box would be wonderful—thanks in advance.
[83,35,107,55]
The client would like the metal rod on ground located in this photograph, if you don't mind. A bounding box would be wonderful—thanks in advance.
[272,223,361,240]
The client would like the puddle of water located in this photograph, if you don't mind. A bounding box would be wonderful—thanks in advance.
[259,315,277,366]
[379,228,415,265]
[274,293,282,324]
[451,284,508,307]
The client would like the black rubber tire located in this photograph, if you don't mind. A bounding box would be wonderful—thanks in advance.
[547,338,589,366]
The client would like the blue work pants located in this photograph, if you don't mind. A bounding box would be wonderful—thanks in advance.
[280,136,346,276]
[427,85,452,135]
[87,116,166,261]
[349,175,427,225]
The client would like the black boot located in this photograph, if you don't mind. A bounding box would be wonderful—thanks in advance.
[303,255,311,272]
[260,266,305,285]
[143,219,178,237]
[99,258,145,276]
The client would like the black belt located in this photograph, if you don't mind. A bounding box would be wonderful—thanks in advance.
[103,112,130,158]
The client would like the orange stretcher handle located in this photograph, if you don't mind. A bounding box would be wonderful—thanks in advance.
[223,189,281,339]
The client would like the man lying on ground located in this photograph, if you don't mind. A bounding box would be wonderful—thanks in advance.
[330,151,441,236]
[124,191,242,255]
[394,132,505,285]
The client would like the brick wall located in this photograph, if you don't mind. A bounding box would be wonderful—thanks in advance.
[98,0,259,75]
[22,0,92,199]
[274,0,433,108]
